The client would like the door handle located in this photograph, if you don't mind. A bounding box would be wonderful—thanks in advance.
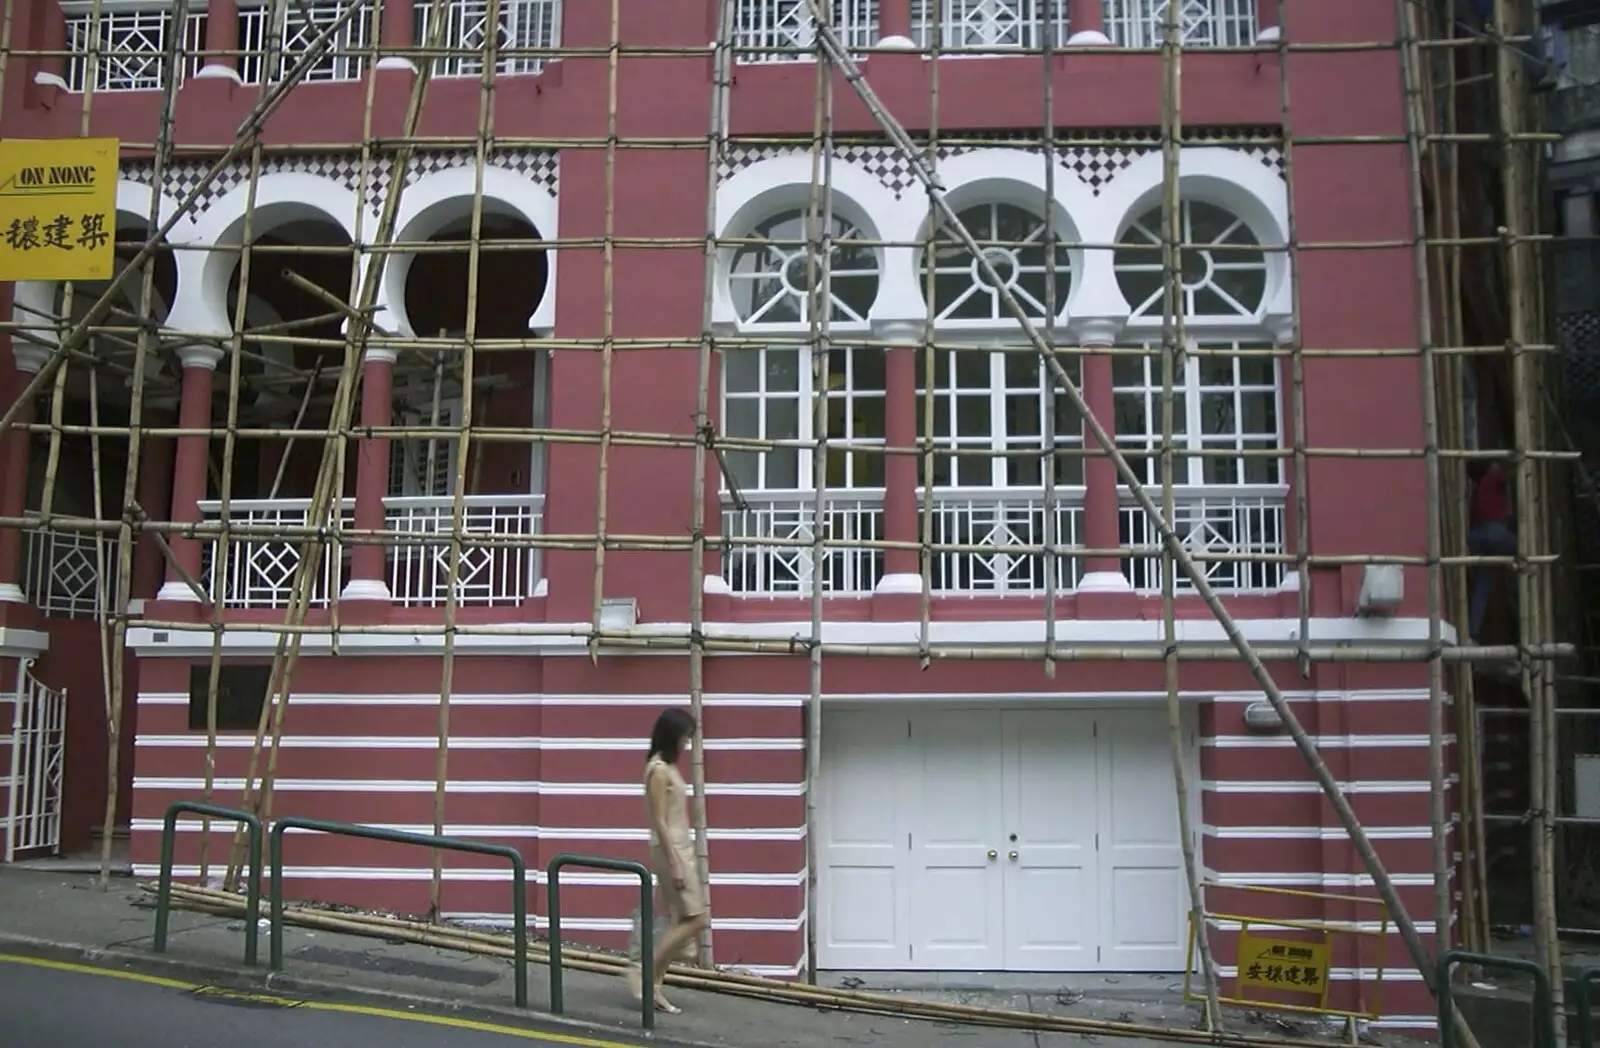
[987,849,998,861]
[1008,850,1019,861]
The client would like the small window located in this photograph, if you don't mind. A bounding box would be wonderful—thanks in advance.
[187,664,272,732]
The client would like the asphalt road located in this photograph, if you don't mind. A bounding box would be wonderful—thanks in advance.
[0,954,641,1048]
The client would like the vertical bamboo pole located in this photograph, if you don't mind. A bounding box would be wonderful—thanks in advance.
[1394,0,1453,958]
[1038,0,1059,681]
[688,0,734,968]
[99,0,189,888]
[800,0,834,983]
[199,141,268,885]
[915,8,942,671]
[430,0,500,919]
[586,0,623,658]
[1156,0,1217,1025]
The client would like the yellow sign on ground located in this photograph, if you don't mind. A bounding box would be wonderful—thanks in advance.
[1235,931,1332,995]
[0,137,119,282]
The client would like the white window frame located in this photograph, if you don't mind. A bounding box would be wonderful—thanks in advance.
[719,343,886,493]
[913,341,1086,491]
[1111,336,1284,491]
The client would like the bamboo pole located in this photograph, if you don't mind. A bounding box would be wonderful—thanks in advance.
[800,6,1466,1009]
[1039,0,1060,682]
[586,0,623,662]
[1157,0,1218,1026]
[685,0,735,970]
[1395,0,1455,967]
[799,1,834,982]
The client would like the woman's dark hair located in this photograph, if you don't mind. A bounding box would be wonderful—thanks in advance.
[648,708,697,763]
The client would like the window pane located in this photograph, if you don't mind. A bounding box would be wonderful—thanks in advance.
[725,398,760,438]
[854,393,886,441]
[726,450,759,489]
[766,349,801,393]
[956,454,991,486]
[955,394,991,436]
[1238,354,1276,387]
[853,347,886,391]
[1007,393,1042,438]
[725,351,760,393]
[1203,452,1239,485]
[1054,449,1084,486]
[1240,390,1277,435]
[955,349,989,388]
[1198,355,1234,387]
[768,397,801,440]
[1113,354,1146,388]
[1244,448,1280,484]
[1200,392,1236,436]
[1114,392,1147,439]
[1003,351,1038,388]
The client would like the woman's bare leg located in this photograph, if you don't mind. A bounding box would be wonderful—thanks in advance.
[650,912,709,1012]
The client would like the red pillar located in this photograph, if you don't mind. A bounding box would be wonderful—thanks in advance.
[1067,0,1109,45]
[378,0,417,69]
[195,0,241,79]
[0,348,46,607]
[1076,321,1130,592]
[1256,0,1281,41]
[343,349,395,602]
[35,0,68,87]
[131,405,176,605]
[156,346,221,603]
[876,322,921,595]
[878,0,912,44]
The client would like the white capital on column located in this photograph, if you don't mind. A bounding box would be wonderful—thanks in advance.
[871,318,925,346]
[176,344,225,371]
[364,347,399,365]
[1067,315,1125,347]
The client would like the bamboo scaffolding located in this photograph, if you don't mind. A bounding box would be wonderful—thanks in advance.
[684,0,735,971]
[1156,0,1219,1027]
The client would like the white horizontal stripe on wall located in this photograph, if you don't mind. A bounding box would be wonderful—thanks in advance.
[137,692,807,708]
[1203,820,1456,840]
[133,778,805,796]
[137,689,1444,707]
[133,819,807,842]
[1210,872,1451,888]
[1206,918,1437,934]
[1204,734,1458,749]
[135,735,801,752]
[1201,777,1459,794]
[134,865,806,887]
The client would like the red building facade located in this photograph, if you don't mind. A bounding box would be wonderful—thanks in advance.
[0,0,1449,1035]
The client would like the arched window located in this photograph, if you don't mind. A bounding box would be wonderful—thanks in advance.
[721,207,884,493]
[922,202,1072,323]
[1113,200,1267,319]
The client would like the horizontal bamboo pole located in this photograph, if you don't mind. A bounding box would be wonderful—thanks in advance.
[148,881,1338,1048]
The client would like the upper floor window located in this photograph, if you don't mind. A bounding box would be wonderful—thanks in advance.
[1112,341,1280,487]
[729,208,880,325]
[1113,200,1267,320]
[911,0,1069,50]
[733,0,878,64]
[64,4,206,92]
[923,202,1072,323]
[1104,0,1260,49]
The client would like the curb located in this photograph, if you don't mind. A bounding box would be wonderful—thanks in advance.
[0,931,727,1048]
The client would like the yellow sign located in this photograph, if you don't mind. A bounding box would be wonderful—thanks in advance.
[1235,931,1332,994]
[0,137,119,282]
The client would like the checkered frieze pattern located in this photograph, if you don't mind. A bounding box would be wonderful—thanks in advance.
[719,126,1284,198]
[118,148,559,223]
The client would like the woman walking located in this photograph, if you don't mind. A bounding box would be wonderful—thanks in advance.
[627,707,708,1015]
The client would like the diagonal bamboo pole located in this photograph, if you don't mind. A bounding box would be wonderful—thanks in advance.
[799,1,1474,1007]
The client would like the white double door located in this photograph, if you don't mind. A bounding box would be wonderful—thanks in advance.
[818,706,1190,972]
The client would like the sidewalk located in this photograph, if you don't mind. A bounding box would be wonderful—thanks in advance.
[0,866,1405,1048]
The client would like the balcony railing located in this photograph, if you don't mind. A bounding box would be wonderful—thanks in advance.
[196,495,545,608]
[1118,488,1286,592]
[911,0,1069,50]
[722,491,886,596]
[199,498,356,609]
[1103,0,1259,49]
[22,519,119,619]
[386,494,544,606]
[733,0,879,63]
[923,489,1085,595]
[63,5,208,92]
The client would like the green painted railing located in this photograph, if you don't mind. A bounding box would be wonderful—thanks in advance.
[268,816,528,1008]
[1575,966,1600,1048]
[154,802,264,967]
[547,853,654,1030]
[1436,949,1557,1048]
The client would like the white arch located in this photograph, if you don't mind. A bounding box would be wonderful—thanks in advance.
[714,155,902,326]
[1095,147,1291,322]
[171,172,379,337]
[11,179,195,363]
[378,164,559,337]
[914,148,1097,323]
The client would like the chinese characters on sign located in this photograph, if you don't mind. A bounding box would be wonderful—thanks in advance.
[0,138,120,282]
[1235,931,1332,997]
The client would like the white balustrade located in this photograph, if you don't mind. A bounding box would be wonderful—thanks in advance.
[237,0,371,84]
[1102,0,1259,49]
[911,0,1069,50]
[417,0,562,76]
[199,498,355,608]
[733,0,879,63]
[1118,488,1286,592]
[63,5,208,92]
[922,489,1085,595]
[4,659,67,861]
[385,494,545,606]
[722,492,885,596]
[22,519,119,619]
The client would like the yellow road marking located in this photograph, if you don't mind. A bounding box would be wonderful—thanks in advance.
[0,953,643,1047]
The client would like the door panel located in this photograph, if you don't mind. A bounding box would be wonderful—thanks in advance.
[1097,708,1189,971]
[909,710,1005,969]
[817,709,912,968]
[1001,709,1100,970]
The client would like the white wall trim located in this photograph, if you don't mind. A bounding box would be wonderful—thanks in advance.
[133,777,805,795]
[137,818,806,841]
[126,615,1459,657]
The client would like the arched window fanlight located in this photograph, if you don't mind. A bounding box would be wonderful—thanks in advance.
[728,209,879,325]
[921,202,1072,323]
[1113,200,1268,319]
